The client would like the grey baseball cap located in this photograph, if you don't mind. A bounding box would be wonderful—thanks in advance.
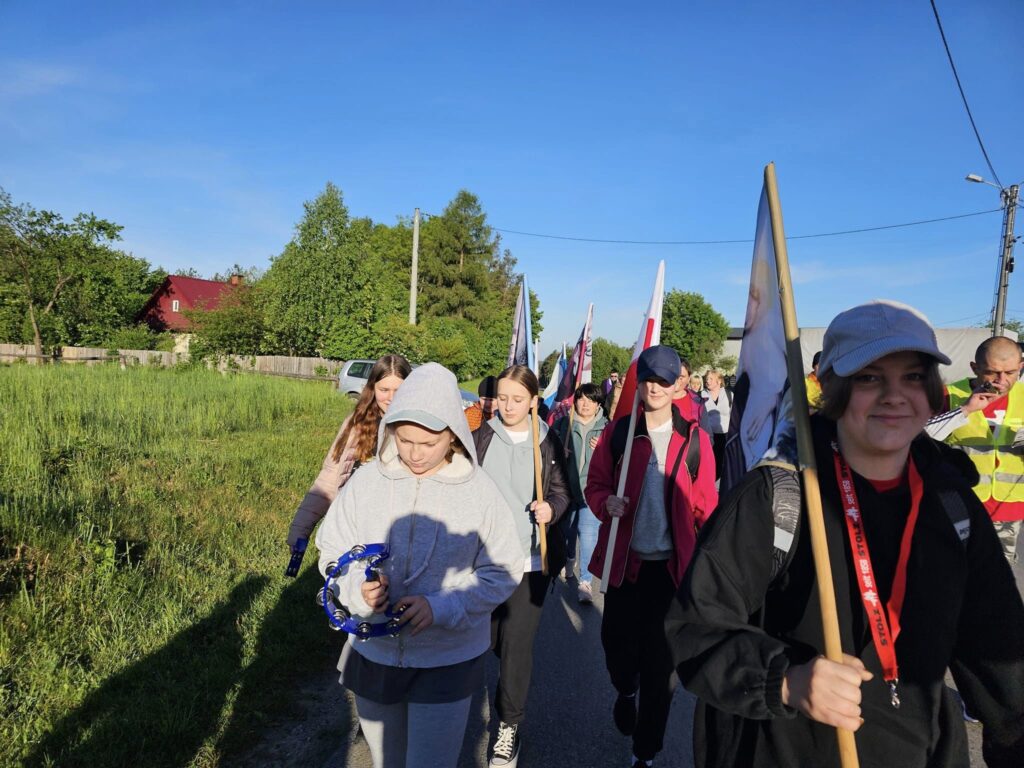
[383,408,447,432]
[818,300,951,377]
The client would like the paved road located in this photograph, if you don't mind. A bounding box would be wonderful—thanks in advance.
[238,556,1024,767]
[348,571,694,768]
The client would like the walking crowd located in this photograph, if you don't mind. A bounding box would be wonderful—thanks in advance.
[288,300,1024,768]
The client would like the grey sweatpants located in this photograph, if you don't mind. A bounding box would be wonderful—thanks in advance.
[355,694,472,768]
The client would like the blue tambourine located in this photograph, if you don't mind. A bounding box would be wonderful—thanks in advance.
[317,543,406,640]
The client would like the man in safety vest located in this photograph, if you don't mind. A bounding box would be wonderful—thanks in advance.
[927,336,1024,562]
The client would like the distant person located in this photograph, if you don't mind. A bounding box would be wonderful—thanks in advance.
[586,345,717,768]
[689,373,703,394]
[552,382,609,603]
[474,365,571,767]
[605,377,624,419]
[701,370,732,481]
[927,335,1024,563]
[287,354,411,560]
[668,300,1024,768]
[603,369,620,395]
[804,350,822,410]
[465,375,498,432]
[673,357,710,432]
[316,363,523,768]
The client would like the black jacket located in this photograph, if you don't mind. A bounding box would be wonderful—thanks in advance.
[667,415,1024,768]
[473,420,572,576]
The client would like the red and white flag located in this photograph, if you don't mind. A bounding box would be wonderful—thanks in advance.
[614,261,665,420]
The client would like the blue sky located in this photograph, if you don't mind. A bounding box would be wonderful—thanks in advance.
[2,2,1022,354]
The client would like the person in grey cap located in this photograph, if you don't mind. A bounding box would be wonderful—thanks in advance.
[586,344,718,768]
[667,300,1024,768]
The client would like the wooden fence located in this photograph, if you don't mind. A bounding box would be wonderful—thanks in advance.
[0,344,343,382]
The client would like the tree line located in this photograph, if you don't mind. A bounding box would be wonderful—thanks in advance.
[1,183,733,381]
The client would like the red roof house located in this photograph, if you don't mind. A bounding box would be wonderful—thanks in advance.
[137,275,241,332]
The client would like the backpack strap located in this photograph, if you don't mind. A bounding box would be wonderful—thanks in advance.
[936,488,971,546]
[766,465,802,584]
[611,416,631,469]
[683,421,701,482]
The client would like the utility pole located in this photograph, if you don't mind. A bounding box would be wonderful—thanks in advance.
[992,184,1019,336]
[409,208,420,325]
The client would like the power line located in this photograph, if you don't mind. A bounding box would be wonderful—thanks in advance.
[930,0,1003,188]
[424,208,1001,246]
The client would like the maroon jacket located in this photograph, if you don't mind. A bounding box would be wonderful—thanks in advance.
[585,404,717,588]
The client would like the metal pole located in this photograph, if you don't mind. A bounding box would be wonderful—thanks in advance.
[993,185,1019,336]
[409,208,420,325]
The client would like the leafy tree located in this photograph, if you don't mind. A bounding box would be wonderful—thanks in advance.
[0,187,133,356]
[103,324,172,351]
[321,219,410,359]
[186,285,265,358]
[660,290,730,371]
[591,337,632,384]
[259,182,359,355]
[418,191,497,325]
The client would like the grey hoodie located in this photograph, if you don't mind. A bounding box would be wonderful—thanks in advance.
[316,363,523,669]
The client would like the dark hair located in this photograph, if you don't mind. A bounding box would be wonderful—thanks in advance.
[575,382,603,403]
[679,357,692,376]
[812,351,822,367]
[818,353,945,421]
[334,354,412,462]
[498,365,540,398]
[478,375,498,398]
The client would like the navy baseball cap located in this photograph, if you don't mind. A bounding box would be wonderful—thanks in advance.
[637,345,682,383]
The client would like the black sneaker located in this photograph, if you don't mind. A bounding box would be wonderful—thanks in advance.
[489,721,520,767]
[613,692,637,735]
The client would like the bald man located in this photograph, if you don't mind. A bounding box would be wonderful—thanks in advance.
[928,336,1024,562]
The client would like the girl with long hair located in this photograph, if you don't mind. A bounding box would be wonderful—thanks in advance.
[473,364,571,767]
[287,354,412,550]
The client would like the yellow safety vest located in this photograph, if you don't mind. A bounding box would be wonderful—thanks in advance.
[947,378,1024,503]
[804,374,822,409]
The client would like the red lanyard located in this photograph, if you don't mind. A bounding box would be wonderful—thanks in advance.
[832,446,923,709]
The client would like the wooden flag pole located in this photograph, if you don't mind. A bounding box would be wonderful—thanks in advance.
[599,389,641,593]
[765,162,859,768]
[532,404,549,575]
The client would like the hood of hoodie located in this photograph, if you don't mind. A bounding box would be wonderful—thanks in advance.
[375,363,478,481]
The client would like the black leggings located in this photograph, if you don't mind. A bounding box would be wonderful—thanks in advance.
[490,571,551,725]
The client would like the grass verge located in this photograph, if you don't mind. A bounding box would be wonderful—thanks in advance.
[0,364,351,767]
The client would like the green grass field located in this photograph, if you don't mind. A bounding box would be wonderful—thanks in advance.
[0,364,352,767]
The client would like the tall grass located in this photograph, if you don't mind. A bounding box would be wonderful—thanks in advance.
[0,364,352,767]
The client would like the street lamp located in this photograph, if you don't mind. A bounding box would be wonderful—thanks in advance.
[966,173,1020,337]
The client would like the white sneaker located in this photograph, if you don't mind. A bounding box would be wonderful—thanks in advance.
[577,581,593,604]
